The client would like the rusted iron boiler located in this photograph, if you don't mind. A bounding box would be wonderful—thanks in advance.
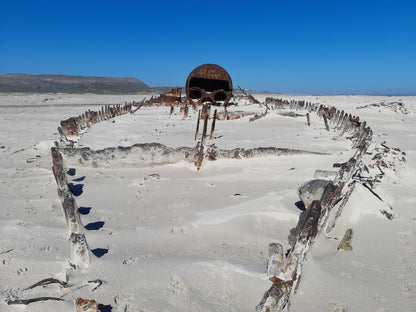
[186,64,233,106]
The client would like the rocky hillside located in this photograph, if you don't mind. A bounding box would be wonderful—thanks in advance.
[0,74,150,93]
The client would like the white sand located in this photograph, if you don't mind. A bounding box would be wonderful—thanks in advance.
[0,93,415,311]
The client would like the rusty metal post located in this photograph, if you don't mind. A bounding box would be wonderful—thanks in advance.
[238,85,260,106]
[195,110,201,140]
[202,112,209,145]
[210,109,217,139]
[307,113,310,126]
[201,103,208,120]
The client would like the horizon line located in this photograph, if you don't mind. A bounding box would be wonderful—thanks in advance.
[1,72,414,97]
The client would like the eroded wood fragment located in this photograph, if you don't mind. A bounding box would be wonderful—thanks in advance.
[70,233,91,269]
[267,243,285,282]
[75,298,98,312]
[338,228,353,251]
[7,297,64,305]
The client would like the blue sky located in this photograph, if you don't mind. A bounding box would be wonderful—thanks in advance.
[1,0,415,94]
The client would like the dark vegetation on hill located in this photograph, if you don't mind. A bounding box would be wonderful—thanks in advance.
[0,73,272,95]
[0,74,151,94]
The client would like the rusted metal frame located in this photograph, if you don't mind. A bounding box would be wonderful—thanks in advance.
[237,85,261,106]
[159,87,182,105]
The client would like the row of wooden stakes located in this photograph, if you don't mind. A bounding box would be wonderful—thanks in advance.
[53,95,374,311]
[59,103,135,145]
[51,147,91,269]
[257,98,374,312]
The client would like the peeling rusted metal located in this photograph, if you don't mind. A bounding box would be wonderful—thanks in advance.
[60,117,79,136]
[186,64,233,106]
[159,87,182,104]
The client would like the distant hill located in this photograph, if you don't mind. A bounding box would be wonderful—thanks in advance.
[0,74,151,94]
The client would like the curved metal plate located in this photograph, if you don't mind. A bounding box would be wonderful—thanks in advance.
[186,64,233,106]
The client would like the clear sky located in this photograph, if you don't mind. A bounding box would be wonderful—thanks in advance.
[1,0,415,95]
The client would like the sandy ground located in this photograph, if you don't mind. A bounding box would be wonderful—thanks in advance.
[0,93,415,311]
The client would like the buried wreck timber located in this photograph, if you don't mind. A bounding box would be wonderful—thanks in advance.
[58,143,327,168]
[54,89,389,311]
[51,147,91,269]
[43,64,405,311]
[256,100,386,312]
